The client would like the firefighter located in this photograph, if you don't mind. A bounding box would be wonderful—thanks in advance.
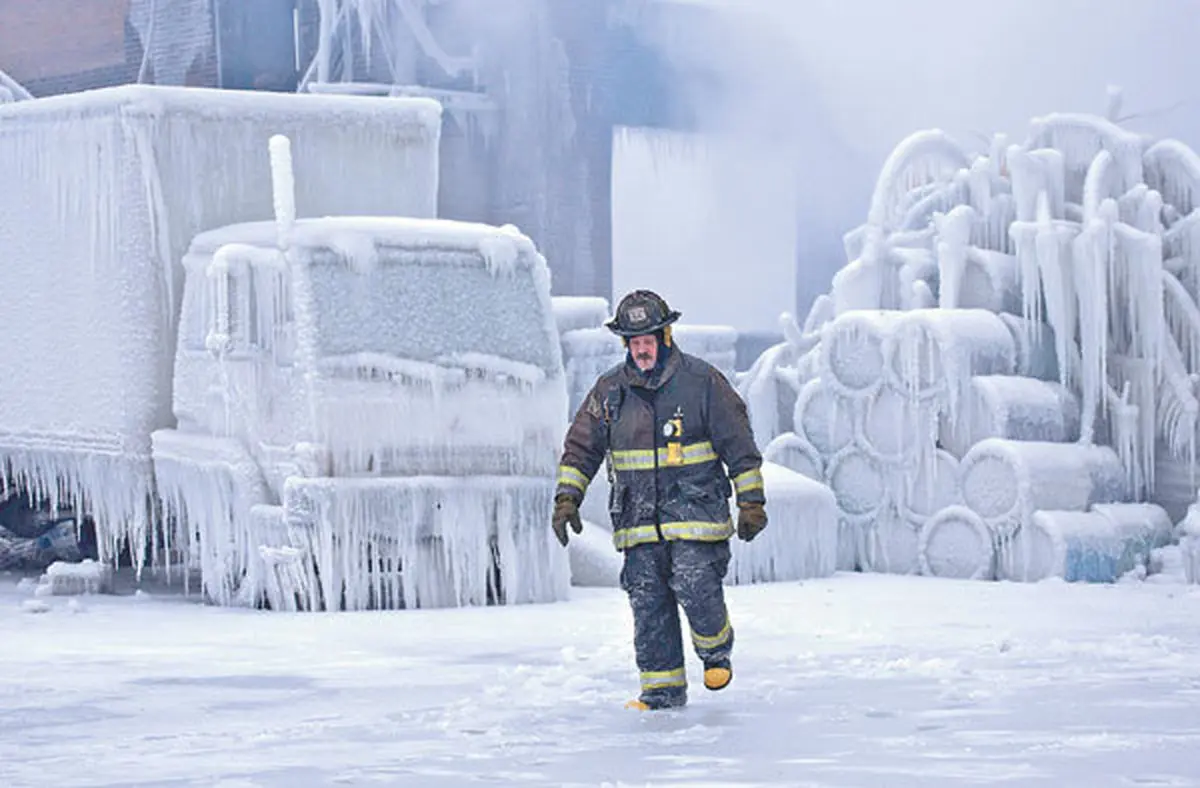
[551,289,768,711]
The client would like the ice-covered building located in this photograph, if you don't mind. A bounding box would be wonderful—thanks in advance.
[0,0,735,312]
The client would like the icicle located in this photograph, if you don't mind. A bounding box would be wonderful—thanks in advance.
[934,205,975,308]
[1082,150,1116,222]
[1030,191,1081,392]
[1071,215,1109,441]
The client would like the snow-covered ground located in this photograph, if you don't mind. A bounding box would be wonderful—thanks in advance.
[4,566,1200,788]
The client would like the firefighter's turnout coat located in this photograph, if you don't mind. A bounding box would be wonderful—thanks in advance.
[555,348,765,549]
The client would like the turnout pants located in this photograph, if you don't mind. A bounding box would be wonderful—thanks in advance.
[620,539,733,705]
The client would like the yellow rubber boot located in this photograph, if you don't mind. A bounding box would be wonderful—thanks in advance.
[704,661,732,691]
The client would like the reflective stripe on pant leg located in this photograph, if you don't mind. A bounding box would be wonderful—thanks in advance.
[622,543,687,699]
[668,540,735,663]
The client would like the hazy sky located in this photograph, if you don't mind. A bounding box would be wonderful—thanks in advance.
[613,0,1200,331]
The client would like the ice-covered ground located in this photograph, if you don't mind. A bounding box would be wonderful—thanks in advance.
[3,564,1200,788]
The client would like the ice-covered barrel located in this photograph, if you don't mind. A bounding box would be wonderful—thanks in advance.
[918,505,997,579]
[763,432,824,482]
[862,384,938,460]
[960,439,1127,529]
[939,376,1081,458]
[1003,504,1173,583]
[551,296,611,334]
[885,309,1016,403]
[826,444,887,520]
[898,448,960,519]
[673,325,740,380]
[793,378,856,457]
[859,502,921,575]
[560,327,624,416]
[726,463,838,584]
[819,311,904,397]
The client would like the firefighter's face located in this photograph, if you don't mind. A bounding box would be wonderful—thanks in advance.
[629,334,658,371]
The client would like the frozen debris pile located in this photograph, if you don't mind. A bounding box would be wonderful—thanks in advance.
[726,462,839,584]
[38,560,114,596]
[754,88,1200,583]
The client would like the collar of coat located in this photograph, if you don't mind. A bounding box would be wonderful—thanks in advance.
[622,344,681,391]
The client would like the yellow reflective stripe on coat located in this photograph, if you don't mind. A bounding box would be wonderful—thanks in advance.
[660,520,734,541]
[640,667,687,690]
[691,616,732,650]
[612,519,734,550]
[733,468,764,494]
[556,465,589,492]
[610,441,718,471]
[612,525,660,550]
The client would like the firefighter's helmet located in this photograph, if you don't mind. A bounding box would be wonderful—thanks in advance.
[605,290,682,338]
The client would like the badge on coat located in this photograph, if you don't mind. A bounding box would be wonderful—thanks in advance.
[663,406,684,466]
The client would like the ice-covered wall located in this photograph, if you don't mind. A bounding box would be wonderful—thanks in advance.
[0,85,441,570]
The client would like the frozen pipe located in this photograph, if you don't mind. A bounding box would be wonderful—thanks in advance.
[959,438,1127,528]
[0,69,33,101]
[793,378,857,457]
[866,129,971,229]
[726,464,839,585]
[801,294,835,336]
[938,375,1081,459]
[762,432,824,483]
[918,505,997,580]
[1144,139,1200,215]
[268,134,296,250]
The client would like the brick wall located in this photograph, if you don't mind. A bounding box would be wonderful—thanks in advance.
[0,0,218,97]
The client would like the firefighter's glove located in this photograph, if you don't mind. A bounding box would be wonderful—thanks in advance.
[736,502,767,542]
[552,494,583,547]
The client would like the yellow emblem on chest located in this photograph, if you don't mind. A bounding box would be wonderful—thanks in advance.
[663,407,684,466]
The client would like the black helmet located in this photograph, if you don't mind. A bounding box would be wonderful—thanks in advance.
[605,290,682,338]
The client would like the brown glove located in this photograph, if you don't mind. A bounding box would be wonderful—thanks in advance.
[552,494,583,547]
[736,501,767,542]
